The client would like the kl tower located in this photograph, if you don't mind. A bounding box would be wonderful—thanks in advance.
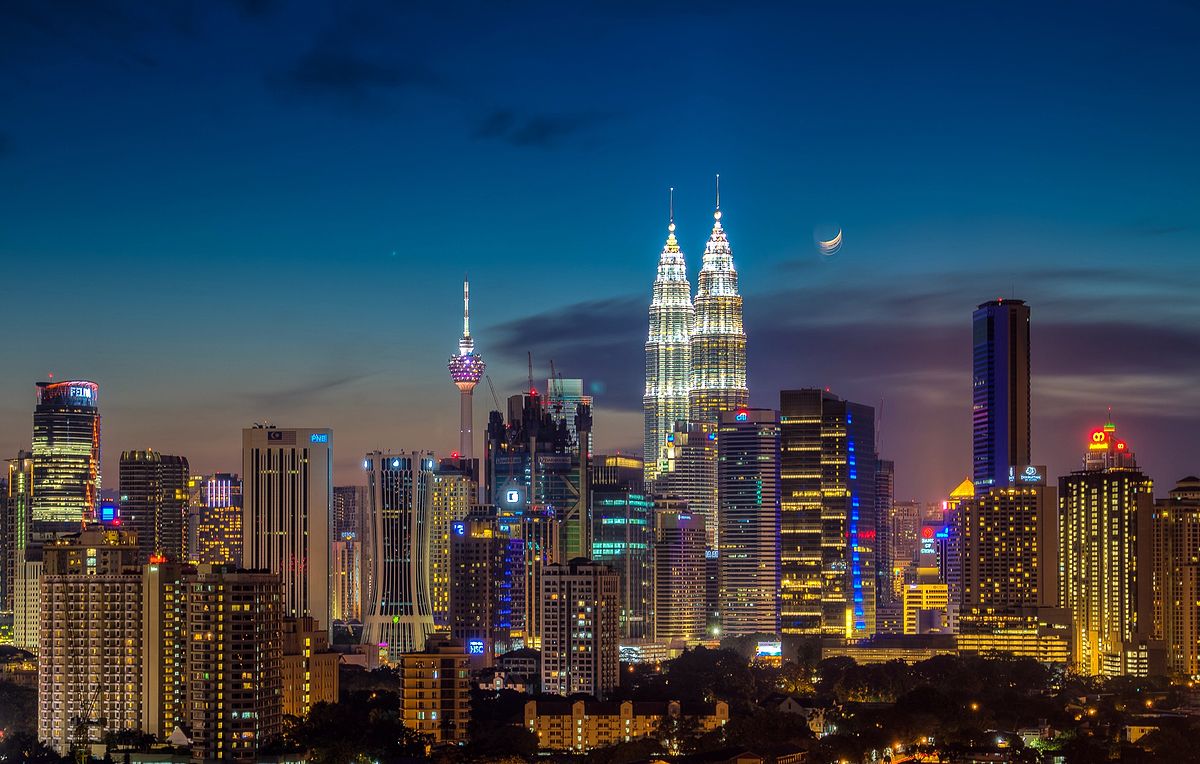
[447,279,485,462]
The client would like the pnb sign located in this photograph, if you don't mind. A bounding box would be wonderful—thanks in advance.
[1007,465,1046,486]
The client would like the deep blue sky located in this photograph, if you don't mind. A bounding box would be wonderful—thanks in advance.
[2,0,1198,500]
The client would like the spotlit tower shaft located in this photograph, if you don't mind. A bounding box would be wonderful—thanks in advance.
[448,280,485,461]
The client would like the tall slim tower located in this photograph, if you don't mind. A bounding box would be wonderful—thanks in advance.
[644,189,693,483]
[448,280,486,462]
[690,176,748,423]
[972,299,1031,493]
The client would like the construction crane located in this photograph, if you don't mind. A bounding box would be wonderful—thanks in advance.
[485,374,501,412]
[549,360,563,414]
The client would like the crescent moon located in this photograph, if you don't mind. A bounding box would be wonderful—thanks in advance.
[817,228,842,256]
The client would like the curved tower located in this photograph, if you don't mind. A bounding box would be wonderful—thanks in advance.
[643,189,693,483]
[448,280,485,461]
[689,176,748,422]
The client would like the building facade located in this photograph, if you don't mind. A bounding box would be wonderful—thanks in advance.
[1060,423,1157,676]
[192,472,243,565]
[972,299,1031,493]
[242,426,332,626]
[120,449,190,562]
[396,638,471,744]
[590,464,654,640]
[653,508,707,645]
[362,451,437,661]
[644,204,693,483]
[38,529,143,755]
[185,566,283,763]
[541,558,620,700]
[331,531,362,623]
[430,459,476,627]
[779,390,878,638]
[525,699,728,752]
[1151,477,1200,678]
[449,507,521,663]
[281,615,339,719]
[717,408,781,637]
[32,380,101,523]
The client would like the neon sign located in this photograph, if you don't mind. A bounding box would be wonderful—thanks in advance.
[467,639,486,655]
[310,433,328,443]
[735,410,749,422]
[452,521,466,537]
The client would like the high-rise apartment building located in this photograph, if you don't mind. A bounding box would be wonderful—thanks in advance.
[779,390,878,638]
[644,200,693,483]
[242,426,332,626]
[541,558,620,700]
[1060,423,1158,676]
[362,451,437,661]
[431,459,477,627]
[448,279,486,463]
[120,449,190,562]
[38,529,144,755]
[689,181,748,423]
[653,508,707,645]
[972,299,1031,493]
[717,408,781,637]
[32,380,101,522]
[185,565,283,763]
[282,615,339,718]
[449,506,521,663]
[939,478,974,629]
[192,472,243,565]
[1151,477,1200,679]
[396,638,471,744]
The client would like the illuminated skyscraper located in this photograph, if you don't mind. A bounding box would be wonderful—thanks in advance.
[242,426,332,626]
[362,451,437,661]
[119,449,190,562]
[32,380,101,523]
[330,532,362,623]
[654,421,718,547]
[644,193,693,483]
[717,408,781,637]
[449,506,522,663]
[778,389,878,638]
[547,377,594,455]
[540,558,620,700]
[332,485,367,538]
[1151,477,1200,679]
[972,299,1031,493]
[1060,421,1159,676]
[448,279,486,463]
[653,508,706,645]
[590,457,654,639]
[689,178,747,424]
[430,458,477,627]
[192,473,243,565]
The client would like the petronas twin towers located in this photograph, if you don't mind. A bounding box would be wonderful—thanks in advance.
[643,179,748,483]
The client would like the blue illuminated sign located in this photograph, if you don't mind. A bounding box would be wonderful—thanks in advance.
[452,522,466,537]
[735,411,748,421]
[310,433,328,443]
[467,639,486,655]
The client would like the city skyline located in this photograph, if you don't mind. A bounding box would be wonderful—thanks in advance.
[3,1,1200,502]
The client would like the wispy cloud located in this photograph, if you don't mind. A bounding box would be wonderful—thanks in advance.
[275,45,441,107]
[472,109,616,149]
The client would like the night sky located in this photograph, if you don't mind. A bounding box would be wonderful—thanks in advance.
[2,1,1198,501]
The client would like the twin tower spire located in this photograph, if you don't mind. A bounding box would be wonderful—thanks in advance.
[643,177,748,482]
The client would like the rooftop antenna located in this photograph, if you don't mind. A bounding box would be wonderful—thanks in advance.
[527,351,536,397]
[669,186,674,227]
